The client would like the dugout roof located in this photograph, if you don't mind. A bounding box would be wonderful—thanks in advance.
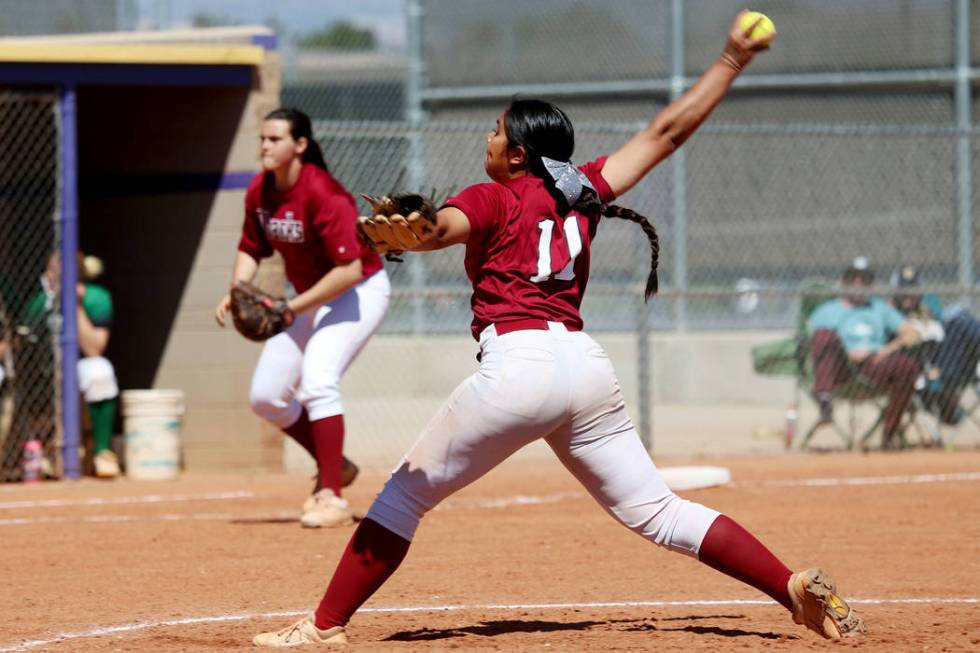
[0,27,270,86]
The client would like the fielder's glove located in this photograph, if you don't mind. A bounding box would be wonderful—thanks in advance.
[229,281,295,342]
[357,193,438,258]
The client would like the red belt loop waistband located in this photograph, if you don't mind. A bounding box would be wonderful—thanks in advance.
[493,319,580,336]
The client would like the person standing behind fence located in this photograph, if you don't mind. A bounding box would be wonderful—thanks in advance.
[73,255,121,478]
[808,258,921,448]
[252,13,865,647]
[3,253,121,478]
[4,254,60,478]
[214,108,390,529]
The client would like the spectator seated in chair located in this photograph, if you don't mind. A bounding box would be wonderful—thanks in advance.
[807,257,921,449]
[890,265,980,426]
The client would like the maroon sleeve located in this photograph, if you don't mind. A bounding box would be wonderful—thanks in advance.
[237,186,273,260]
[579,155,615,204]
[442,183,505,244]
[311,191,363,264]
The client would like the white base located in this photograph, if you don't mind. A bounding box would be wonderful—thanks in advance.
[658,465,732,491]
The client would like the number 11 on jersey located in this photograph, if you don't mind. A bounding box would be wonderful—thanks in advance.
[530,216,583,283]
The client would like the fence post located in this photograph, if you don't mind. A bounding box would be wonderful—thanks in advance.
[406,0,428,334]
[58,85,80,480]
[636,297,653,452]
[954,0,973,297]
[670,0,688,332]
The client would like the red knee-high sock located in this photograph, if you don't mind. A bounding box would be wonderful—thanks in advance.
[314,518,411,629]
[311,415,345,496]
[698,514,794,610]
[283,412,316,459]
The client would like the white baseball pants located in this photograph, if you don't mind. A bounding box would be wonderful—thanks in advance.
[249,269,390,426]
[366,322,719,556]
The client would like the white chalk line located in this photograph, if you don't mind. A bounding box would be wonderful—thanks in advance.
[0,493,585,527]
[0,490,255,511]
[0,597,976,652]
[444,472,980,507]
[732,471,980,488]
[438,491,584,510]
[0,511,297,527]
[4,471,980,526]
[0,498,586,528]
[0,469,975,513]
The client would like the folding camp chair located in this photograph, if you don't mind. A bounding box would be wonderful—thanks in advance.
[752,280,910,450]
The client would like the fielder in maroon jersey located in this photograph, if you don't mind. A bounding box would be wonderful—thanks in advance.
[216,108,389,529]
[253,14,865,647]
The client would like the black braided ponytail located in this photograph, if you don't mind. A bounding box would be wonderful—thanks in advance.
[603,204,660,300]
[569,187,660,301]
[505,98,660,301]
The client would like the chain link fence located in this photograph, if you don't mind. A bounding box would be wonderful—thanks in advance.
[0,1,978,468]
[0,90,61,481]
[0,0,136,36]
[312,120,979,332]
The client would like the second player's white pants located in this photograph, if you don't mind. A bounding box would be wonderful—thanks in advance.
[249,269,390,426]
[366,322,719,557]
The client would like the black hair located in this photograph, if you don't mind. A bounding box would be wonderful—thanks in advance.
[504,98,660,300]
[264,107,329,172]
[842,266,873,285]
[504,99,576,178]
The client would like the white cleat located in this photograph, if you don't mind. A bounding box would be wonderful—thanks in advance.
[93,450,120,479]
[252,617,347,647]
[300,489,354,528]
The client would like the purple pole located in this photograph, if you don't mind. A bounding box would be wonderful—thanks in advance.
[59,85,80,480]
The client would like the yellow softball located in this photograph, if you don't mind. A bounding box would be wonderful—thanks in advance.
[739,10,776,45]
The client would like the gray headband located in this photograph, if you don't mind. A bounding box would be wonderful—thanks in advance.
[541,156,595,206]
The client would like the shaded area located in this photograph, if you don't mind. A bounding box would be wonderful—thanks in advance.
[229,516,298,525]
[384,618,610,641]
[659,624,789,640]
[77,85,248,391]
[385,614,782,643]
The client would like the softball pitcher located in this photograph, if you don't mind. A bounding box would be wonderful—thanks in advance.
[254,14,864,646]
[215,108,389,528]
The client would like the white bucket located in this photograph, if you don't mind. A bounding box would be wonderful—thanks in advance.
[121,389,185,481]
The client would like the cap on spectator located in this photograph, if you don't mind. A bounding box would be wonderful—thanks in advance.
[890,265,921,289]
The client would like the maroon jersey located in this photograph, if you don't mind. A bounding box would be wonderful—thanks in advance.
[444,156,615,339]
[238,164,383,293]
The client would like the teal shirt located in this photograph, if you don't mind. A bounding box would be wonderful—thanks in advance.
[808,297,905,354]
[921,293,943,322]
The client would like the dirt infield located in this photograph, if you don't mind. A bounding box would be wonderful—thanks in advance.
[1,450,978,652]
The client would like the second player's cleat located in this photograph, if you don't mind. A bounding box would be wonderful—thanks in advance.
[302,458,360,514]
[300,489,355,528]
[788,567,866,639]
[252,616,347,647]
[93,450,120,479]
[340,456,359,488]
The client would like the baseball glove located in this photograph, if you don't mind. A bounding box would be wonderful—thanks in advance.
[229,281,295,342]
[357,193,438,257]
